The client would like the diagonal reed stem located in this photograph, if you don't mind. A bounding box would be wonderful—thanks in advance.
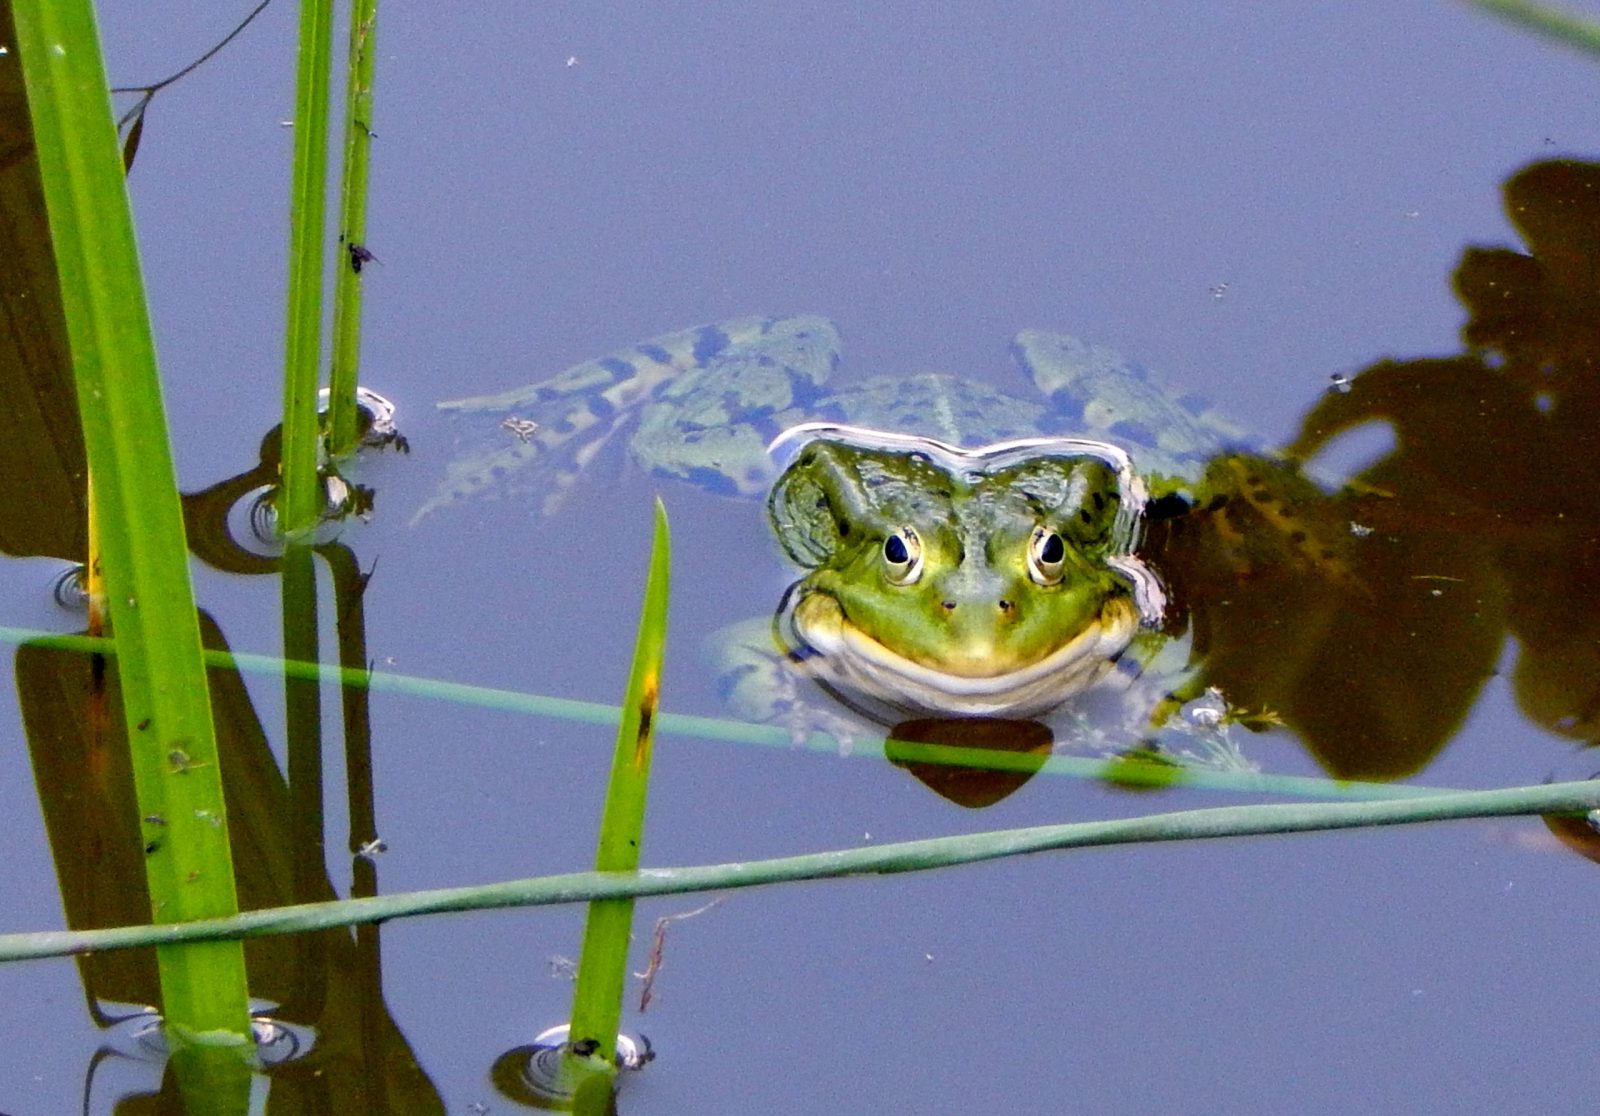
[0,778,1595,964]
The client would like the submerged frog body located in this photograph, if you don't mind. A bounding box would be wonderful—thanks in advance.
[424,315,1249,722]
[418,316,1241,519]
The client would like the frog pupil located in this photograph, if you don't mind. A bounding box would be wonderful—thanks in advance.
[884,535,909,565]
[1040,532,1064,564]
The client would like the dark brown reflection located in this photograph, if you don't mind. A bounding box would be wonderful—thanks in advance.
[1144,157,1600,780]
[1285,159,1600,750]
[0,4,88,562]
[1149,448,1510,780]
[1542,812,1600,867]
[18,613,444,1112]
[885,719,1054,807]
[1136,161,1600,779]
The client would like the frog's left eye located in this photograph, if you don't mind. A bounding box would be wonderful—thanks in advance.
[1027,526,1068,586]
[882,527,924,585]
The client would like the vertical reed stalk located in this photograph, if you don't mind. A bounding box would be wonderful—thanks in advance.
[280,0,335,536]
[326,0,380,454]
[13,0,249,1043]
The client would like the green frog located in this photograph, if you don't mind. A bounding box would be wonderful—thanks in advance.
[420,315,1256,727]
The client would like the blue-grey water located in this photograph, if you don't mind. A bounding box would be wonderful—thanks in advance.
[3,3,1599,1112]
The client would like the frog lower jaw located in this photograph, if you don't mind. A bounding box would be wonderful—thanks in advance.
[785,594,1141,720]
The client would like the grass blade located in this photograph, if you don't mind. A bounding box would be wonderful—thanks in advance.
[11,0,248,1041]
[280,0,336,535]
[326,0,380,453]
[1467,0,1600,57]
[566,498,672,1093]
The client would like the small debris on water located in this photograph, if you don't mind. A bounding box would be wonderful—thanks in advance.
[636,898,724,1012]
[1329,373,1353,394]
[356,837,387,860]
[503,416,539,442]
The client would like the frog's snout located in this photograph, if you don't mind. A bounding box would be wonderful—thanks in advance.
[926,591,1032,672]
[938,597,1017,613]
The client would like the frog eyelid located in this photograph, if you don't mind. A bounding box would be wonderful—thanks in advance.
[881,526,924,585]
[1027,525,1068,586]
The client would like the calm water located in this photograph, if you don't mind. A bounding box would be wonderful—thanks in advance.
[3,3,1600,1112]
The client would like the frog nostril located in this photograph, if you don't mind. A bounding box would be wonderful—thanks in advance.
[998,599,1013,613]
[941,600,956,611]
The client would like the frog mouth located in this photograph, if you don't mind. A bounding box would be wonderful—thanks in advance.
[783,592,1142,720]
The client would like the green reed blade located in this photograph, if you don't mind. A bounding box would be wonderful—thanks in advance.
[280,0,335,536]
[326,0,380,454]
[1467,0,1600,56]
[567,498,671,1087]
[12,0,248,1041]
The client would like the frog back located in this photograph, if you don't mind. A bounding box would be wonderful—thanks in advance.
[1012,330,1252,493]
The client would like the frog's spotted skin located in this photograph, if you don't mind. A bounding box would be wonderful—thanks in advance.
[1011,330,1250,494]
[765,425,1168,720]
[420,315,1263,725]
[415,315,839,522]
[421,315,1238,522]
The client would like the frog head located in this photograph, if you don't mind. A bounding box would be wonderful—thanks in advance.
[766,424,1166,721]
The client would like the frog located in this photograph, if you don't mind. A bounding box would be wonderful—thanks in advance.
[759,424,1170,723]
[417,316,1287,738]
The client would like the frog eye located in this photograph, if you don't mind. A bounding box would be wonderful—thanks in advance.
[1027,526,1068,586]
[881,527,924,585]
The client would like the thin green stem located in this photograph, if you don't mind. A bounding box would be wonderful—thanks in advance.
[0,778,1595,963]
[0,625,1480,803]
[280,0,335,536]
[326,0,379,453]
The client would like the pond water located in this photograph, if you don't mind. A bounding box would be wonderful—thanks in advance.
[3,2,1600,1112]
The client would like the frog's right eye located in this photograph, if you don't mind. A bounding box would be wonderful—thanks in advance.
[882,527,924,585]
[1027,526,1068,586]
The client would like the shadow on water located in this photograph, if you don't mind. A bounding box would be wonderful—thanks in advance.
[1273,158,1600,771]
